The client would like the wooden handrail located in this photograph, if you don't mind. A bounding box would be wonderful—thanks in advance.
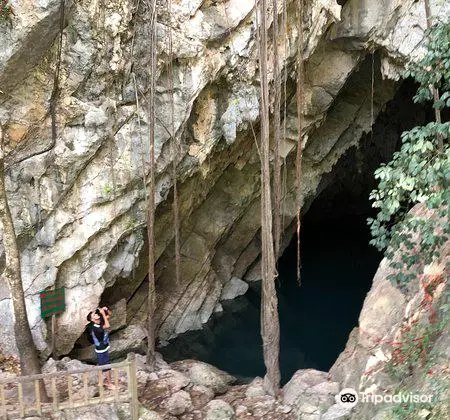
[0,356,138,419]
[4,394,131,418]
[0,361,129,384]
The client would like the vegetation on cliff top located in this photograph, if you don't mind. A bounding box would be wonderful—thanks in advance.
[368,19,450,286]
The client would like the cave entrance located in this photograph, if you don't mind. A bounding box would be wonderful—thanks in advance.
[276,204,380,381]
[158,213,380,384]
[158,79,427,384]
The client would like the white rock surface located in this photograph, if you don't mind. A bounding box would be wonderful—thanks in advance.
[1,0,448,359]
[172,360,235,394]
[160,390,193,416]
[220,276,249,301]
[204,399,235,420]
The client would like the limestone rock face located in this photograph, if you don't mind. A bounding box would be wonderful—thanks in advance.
[0,0,449,357]
[329,210,449,420]
[220,276,249,301]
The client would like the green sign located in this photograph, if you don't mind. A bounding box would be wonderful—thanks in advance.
[40,288,66,318]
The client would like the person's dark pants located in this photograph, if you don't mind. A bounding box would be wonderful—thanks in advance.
[96,350,111,372]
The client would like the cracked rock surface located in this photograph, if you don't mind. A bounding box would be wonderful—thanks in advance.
[0,0,448,358]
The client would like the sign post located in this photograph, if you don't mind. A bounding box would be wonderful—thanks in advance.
[40,288,66,357]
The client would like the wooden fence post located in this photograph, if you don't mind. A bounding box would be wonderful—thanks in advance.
[18,383,24,417]
[83,372,89,405]
[98,371,104,403]
[68,375,73,408]
[34,380,42,416]
[1,384,6,419]
[127,354,139,420]
[113,369,119,400]
[51,377,58,411]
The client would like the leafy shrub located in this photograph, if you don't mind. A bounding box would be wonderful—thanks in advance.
[368,20,450,286]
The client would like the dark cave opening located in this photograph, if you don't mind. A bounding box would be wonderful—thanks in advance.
[158,78,429,384]
[159,212,380,384]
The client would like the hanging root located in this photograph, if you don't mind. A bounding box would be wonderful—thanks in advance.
[257,0,281,396]
[272,0,282,259]
[167,0,182,286]
[295,0,305,285]
[146,0,157,369]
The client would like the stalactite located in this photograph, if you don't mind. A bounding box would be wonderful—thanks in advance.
[257,0,281,396]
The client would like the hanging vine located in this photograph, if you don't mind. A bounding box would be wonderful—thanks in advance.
[146,0,157,370]
[256,0,281,396]
[272,0,282,258]
[167,0,182,285]
[295,0,305,284]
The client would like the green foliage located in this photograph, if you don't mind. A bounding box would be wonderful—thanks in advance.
[368,20,450,286]
[102,184,112,195]
[404,22,450,109]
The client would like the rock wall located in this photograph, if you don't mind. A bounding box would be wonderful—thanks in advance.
[329,206,449,419]
[0,0,448,357]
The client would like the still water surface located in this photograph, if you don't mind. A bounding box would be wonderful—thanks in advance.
[159,215,381,384]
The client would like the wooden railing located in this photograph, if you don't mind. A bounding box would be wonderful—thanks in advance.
[0,354,139,419]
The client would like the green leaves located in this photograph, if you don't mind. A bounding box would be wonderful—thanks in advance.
[407,21,450,107]
[368,20,450,286]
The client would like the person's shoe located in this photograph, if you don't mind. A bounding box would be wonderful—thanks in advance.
[105,383,117,390]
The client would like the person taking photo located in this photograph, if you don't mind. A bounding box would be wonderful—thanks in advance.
[86,306,116,390]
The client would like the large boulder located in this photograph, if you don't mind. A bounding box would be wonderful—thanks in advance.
[245,377,266,398]
[189,384,215,410]
[171,360,236,394]
[204,400,234,420]
[322,404,352,420]
[283,369,340,418]
[134,352,170,372]
[160,390,193,416]
[140,368,191,412]
[138,407,164,420]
